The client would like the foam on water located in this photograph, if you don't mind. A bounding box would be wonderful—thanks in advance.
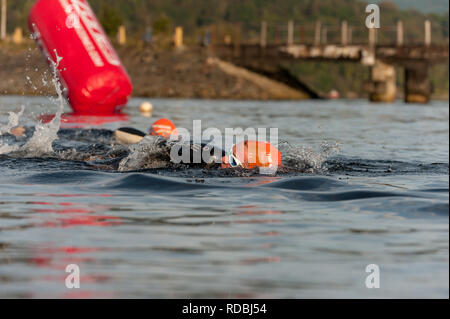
[278,140,340,173]
[0,105,25,136]
[0,106,25,154]
[118,135,171,172]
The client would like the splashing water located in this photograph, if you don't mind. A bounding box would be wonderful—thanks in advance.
[6,50,65,157]
[0,106,26,154]
[279,141,340,173]
[0,106,25,137]
[118,136,171,172]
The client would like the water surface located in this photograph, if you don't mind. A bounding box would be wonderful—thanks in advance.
[0,96,448,298]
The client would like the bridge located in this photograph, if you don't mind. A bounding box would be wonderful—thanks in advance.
[211,20,449,103]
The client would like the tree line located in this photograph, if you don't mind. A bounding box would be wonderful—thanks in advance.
[5,0,449,41]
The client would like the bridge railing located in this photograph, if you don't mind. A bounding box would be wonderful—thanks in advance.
[212,20,448,48]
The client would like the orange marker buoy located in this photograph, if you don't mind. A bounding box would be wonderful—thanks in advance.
[149,118,178,139]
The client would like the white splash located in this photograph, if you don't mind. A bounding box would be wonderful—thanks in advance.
[0,106,25,154]
[0,105,25,136]
[118,136,170,172]
[19,52,65,157]
[279,141,340,173]
[0,143,19,154]
[1,50,65,157]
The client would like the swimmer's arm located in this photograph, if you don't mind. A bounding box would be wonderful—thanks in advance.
[114,127,146,145]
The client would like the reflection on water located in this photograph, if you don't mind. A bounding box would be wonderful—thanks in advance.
[12,193,118,298]
[0,97,448,298]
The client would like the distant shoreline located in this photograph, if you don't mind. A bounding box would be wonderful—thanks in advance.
[1,43,448,101]
[0,43,312,101]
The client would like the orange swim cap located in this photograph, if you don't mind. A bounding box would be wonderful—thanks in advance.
[149,118,178,139]
[221,141,281,169]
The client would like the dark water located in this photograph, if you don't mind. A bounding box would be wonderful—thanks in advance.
[0,96,448,298]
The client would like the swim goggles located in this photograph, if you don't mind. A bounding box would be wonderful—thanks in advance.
[228,144,243,168]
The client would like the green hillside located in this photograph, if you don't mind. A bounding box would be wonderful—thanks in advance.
[6,0,449,41]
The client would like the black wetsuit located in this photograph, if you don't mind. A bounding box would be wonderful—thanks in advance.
[166,139,226,167]
[116,127,226,168]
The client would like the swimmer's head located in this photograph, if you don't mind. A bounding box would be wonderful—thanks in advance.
[221,140,281,170]
[149,118,178,140]
[10,126,26,137]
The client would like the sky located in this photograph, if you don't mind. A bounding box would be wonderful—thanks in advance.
[371,0,449,14]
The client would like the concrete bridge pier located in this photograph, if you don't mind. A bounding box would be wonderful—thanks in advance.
[368,60,397,103]
[404,62,431,104]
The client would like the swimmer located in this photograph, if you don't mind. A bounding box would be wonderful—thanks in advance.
[114,127,147,145]
[114,119,281,170]
[116,118,225,167]
[221,140,281,170]
[114,118,178,145]
[0,126,27,138]
[10,126,26,137]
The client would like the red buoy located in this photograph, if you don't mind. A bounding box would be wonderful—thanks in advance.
[29,0,133,114]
